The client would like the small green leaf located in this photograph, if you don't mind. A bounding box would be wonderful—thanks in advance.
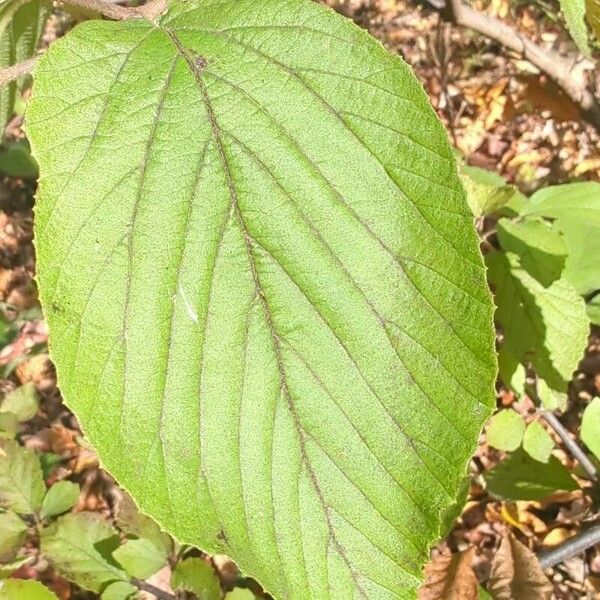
[560,0,591,55]
[171,557,220,600]
[522,421,554,463]
[1,383,40,423]
[116,493,171,557]
[459,164,519,217]
[484,449,578,501]
[39,453,63,480]
[0,440,45,514]
[0,510,27,561]
[486,409,526,451]
[487,250,589,392]
[41,512,129,593]
[496,217,566,287]
[0,414,18,440]
[40,480,80,520]
[478,585,493,600]
[113,538,167,580]
[0,141,39,179]
[225,589,256,600]
[536,379,568,412]
[0,579,58,600]
[101,581,139,600]
[581,397,600,461]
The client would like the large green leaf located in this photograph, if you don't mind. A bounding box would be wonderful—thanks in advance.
[486,250,588,391]
[26,1,496,597]
[0,0,49,137]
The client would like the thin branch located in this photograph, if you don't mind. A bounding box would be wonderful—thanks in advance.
[131,578,177,600]
[0,56,39,88]
[443,0,600,130]
[541,410,598,482]
[538,523,600,568]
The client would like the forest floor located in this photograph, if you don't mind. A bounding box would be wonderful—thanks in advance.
[1,0,599,598]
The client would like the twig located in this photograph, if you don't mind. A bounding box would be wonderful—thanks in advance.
[538,523,600,568]
[541,410,598,482]
[443,0,600,130]
[131,578,177,600]
[0,57,39,88]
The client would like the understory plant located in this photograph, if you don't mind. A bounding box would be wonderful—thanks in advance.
[0,0,598,598]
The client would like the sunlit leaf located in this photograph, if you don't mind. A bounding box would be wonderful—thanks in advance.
[26,0,496,595]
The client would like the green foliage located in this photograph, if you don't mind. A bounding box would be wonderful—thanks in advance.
[581,397,600,460]
[522,421,554,463]
[559,0,591,55]
[25,0,497,596]
[0,440,45,514]
[0,578,58,600]
[40,480,80,520]
[171,557,221,600]
[0,0,50,137]
[0,140,38,178]
[0,510,27,561]
[41,512,129,593]
[100,581,139,600]
[113,538,167,580]
[1,383,40,423]
[484,449,578,501]
[459,163,521,217]
[225,589,256,600]
[486,409,526,451]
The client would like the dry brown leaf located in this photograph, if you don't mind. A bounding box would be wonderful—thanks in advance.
[488,534,553,600]
[419,548,478,600]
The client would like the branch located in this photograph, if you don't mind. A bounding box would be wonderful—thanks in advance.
[131,578,177,600]
[538,523,600,568]
[541,410,598,482]
[444,0,600,130]
[0,57,39,88]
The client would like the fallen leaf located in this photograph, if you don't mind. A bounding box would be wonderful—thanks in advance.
[488,534,553,600]
[419,547,478,600]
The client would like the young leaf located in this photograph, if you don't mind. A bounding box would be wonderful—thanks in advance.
[41,512,129,593]
[484,448,578,501]
[487,250,589,391]
[559,0,592,56]
[487,534,552,600]
[459,164,519,218]
[0,440,45,514]
[486,409,526,452]
[0,140,39,179]
[496,218,566,287]
[40,480,80,520]
[0,0,50,137]
[581,397,600,460]
[26,0,497,596]
[536,379,567,412]
[116,492,172,557]
[0,382,40,423]
[0,579,59,600]
[418,548,478,600]
[171,557,220,600]
[113,538,167,580]
[100,581,139,600]
[0,510,27,561]
[522,421,554,463]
